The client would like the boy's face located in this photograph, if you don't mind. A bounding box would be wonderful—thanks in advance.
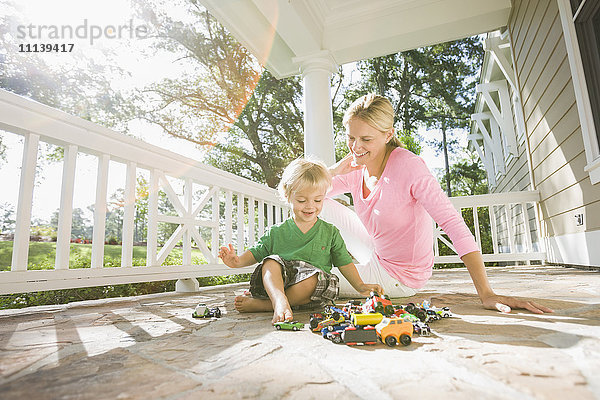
[289,186,326,226]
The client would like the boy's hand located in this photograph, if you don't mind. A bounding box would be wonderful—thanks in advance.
[356,283,384,297]
[218,244,240,268]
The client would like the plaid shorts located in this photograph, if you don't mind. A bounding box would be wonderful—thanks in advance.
[249,255,339,309]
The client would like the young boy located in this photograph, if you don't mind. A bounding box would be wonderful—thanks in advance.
[219,158,383,324]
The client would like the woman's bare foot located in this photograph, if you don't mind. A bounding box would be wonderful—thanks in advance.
[234,295,272,313]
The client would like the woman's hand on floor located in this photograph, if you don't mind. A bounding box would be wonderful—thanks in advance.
[480,294,554,314]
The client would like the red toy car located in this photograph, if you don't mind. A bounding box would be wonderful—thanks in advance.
[362,291,395,316]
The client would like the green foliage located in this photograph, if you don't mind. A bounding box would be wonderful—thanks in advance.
[0,3,135,136]
[0,240,246,309]
[0,273,251,309]
[0,202,15,234]
[50,208,91,240]
[435,152,489,197]
[0,241,209,271]
[132,0,304,188]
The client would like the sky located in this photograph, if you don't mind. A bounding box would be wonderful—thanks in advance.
[0,0,464,224]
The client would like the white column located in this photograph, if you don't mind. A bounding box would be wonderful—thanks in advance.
[295,51,338,165]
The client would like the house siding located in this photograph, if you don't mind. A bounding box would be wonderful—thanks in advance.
[507,0,600,249]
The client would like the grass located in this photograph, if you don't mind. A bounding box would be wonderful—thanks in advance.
[0,240,250,309]
[0,241,207,271]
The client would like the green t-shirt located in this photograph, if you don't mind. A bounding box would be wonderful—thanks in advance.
[248,218,353,273]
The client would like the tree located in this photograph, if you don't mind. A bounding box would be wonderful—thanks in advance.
[422,37,484,196]
[0,202,15,235]
[50,208,92,239]
[133,0,304,187]
[436,152,488,197]
[0,1,136,163]
[338,38,484,183]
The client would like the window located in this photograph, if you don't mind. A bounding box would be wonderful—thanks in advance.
[559,0,600,184]
[571,0,600,145]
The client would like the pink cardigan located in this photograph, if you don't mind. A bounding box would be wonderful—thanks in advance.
[330,147,479,288]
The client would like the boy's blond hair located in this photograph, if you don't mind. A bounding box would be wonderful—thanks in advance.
[343,93,403,149]
[278,158,332,201]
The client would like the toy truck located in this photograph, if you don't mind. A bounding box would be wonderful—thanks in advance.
[351,312,384,326]
[376,317,413,346]
[342,325,378,345]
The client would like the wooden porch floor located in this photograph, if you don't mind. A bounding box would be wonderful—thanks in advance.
[1,265,599,399]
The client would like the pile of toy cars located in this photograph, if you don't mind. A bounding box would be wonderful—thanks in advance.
[309,292,452,347]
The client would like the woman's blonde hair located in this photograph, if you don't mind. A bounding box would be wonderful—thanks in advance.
[343,93,403,148]
[278,158,332,201]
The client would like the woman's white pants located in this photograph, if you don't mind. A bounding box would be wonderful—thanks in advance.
[320,198,417,299]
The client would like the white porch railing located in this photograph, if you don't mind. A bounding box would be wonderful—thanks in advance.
[0,89,545,295]
[0,89,289,295]
[435,191,545,264]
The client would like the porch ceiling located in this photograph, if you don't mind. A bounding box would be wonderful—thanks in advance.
[200,0,512,78]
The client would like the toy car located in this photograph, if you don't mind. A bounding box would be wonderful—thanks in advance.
[325,305,349,320]
[321,323,350,338]
[362,291,395,316]
[342,300,362,314]
[413,321,431,336]
[402,302,428,322]
[398,312,419,323]
[274,321,304,331]
[326,330,344,344]
[192,303,222,318]
[426,309,441,321]
[432,306,452,318]
[309,313,324,329]
[312,314,346,332]
[342,325,378,345]
[376,317,413,346]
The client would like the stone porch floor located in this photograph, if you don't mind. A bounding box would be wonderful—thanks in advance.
[0,265,599,400]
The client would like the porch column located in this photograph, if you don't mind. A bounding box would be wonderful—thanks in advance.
[296,52,338,165]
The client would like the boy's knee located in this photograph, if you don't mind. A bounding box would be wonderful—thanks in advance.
[261,259,283,276]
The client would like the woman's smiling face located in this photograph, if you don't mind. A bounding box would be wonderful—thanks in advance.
[346,117,390,168]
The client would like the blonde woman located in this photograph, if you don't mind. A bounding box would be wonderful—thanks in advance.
[323,93,552,314]
[219,158,382,324]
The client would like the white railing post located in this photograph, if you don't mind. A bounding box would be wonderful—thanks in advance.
[55,144,78,270]
[11,132,39,271]
[121,161,136,268]
[91,154,110,268]
[258,200,265,236]
[211,187,220,259]
[146,169,159,267]
[267,203,274,228]
[473,206,482,251]
[248,196,255,246]
[237,193,245,254]
[521,202,533,253]
[183,178,193,265]
[504,204,515,253]
[225,190,233,245]
[489,205,499,255]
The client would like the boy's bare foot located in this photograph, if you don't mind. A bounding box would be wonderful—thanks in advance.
[271,297,293,324]
[233,294,293,324]
[234,295,272,313]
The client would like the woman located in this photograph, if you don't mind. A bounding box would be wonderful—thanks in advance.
[323,93,552,314]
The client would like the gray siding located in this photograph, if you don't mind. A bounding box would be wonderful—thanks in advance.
[508,0,600,237]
